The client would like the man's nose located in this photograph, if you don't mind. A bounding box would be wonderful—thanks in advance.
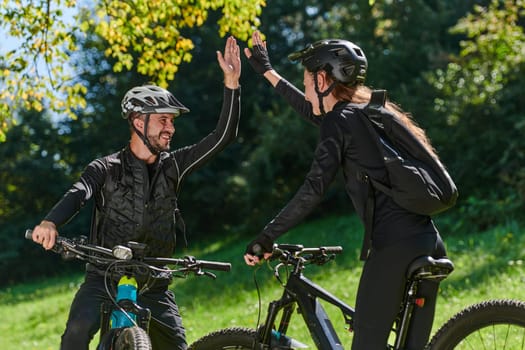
[165,123,175,132]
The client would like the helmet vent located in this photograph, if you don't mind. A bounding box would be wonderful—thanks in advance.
[343,66,355,77]
[144,96,156,105]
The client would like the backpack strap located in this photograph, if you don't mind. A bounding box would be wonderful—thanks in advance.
[360,178,375,260]
[367,89,387,110]
[358,89,387,260]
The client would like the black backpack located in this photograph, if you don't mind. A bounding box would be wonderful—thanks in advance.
[358,90,458,259]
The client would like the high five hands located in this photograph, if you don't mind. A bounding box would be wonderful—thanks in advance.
[217,36,241,90]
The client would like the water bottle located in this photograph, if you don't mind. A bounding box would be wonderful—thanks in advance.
[110,275,138,328]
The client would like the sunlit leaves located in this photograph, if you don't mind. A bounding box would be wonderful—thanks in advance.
[427,0,525,123]
[93,0,265,86]
[0,0,266,141]
[0,0,84,142]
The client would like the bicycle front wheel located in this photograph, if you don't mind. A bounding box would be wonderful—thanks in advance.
[114,326,152,350]
[426,299,525,350]
[189,327,258,350]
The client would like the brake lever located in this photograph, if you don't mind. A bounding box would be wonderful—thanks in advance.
[202,271,217,279]
[61,249,77,261]
[312,253,336,266]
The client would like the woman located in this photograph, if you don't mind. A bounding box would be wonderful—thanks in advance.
[243,31,448,350]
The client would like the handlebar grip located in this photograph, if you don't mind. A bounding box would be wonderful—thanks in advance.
[25,229,67,255]
[300,246,344,255]
[25,229,33,240]
[25,229,64,243]
[198,261,231,272]
[321,246,343,254]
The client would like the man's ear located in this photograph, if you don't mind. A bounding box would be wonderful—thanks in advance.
[132,116,145,131]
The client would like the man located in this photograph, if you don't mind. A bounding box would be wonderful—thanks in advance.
[30,36,241,350]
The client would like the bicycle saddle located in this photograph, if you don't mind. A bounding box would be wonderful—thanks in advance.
[406,255,454,281]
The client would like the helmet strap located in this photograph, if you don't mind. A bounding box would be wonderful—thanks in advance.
[132,114,162,155]
[314,73,336,116]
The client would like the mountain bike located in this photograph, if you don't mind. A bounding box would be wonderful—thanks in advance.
[188,243,525,349]
[25,230,231,350]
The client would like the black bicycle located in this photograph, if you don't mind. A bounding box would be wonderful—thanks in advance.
[25,230,231,350]
[188,243,525,349]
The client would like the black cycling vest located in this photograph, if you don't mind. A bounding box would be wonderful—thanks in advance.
[92,147,181,257]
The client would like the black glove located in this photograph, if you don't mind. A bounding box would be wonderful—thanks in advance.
[245,234,274,257]
[247,44,273,75]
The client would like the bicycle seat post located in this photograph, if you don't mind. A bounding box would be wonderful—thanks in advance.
[395,256,454,349]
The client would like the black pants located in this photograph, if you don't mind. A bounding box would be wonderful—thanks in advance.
[352,233,447,350]
[60,271,187,350]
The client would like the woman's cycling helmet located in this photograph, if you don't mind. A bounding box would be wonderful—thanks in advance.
[288,39,367,86]
[121,85,189,119]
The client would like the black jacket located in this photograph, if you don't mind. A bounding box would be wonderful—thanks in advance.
[259,79,435,251]
[45,87,241,257]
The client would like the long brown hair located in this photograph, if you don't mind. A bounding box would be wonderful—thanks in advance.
[331,82,438,156]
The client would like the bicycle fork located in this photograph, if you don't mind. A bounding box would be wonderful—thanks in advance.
[258,294,308,349]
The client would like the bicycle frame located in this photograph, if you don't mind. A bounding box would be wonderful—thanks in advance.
[259,268,354,349]
[257,248,454,350]
[187,245,454,350]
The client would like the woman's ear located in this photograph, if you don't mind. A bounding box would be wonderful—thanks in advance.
[315,71,330,93]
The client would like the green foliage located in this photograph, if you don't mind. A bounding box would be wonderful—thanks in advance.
[0,109,86,285]
[0,0,266,141]
[1,215,525,349]
[92,0,265,86]
[0,0,86,141]
[425,0,525,221]
[429,0,525,122]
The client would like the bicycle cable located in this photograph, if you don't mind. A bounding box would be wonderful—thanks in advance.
[252,263,263,330]
[252,258,290,331]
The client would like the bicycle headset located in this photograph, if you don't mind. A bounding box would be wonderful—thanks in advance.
[121,85,190,154]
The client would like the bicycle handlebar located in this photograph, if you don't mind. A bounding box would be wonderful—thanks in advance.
[143,256,232,272]
[25,229,231,273]
[273,243,343,254]
[270,243,343,266]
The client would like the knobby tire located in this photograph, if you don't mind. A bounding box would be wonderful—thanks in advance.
[114,326,152,350]
[188,327,258,350]
[426,299,525,350]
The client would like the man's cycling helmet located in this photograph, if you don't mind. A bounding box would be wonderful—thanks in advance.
[288,39,367,86]
[121,85,189,119]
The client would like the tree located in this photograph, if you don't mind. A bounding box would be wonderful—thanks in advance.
[0,108,82,285]
[0,0,266,141]
[425,0,525,228]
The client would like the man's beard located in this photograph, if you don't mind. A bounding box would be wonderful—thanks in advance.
[147,132,171,153]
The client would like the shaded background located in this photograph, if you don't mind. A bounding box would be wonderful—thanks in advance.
[1,0,524,286]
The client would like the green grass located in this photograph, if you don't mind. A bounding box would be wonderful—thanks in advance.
[1,214,525,349]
